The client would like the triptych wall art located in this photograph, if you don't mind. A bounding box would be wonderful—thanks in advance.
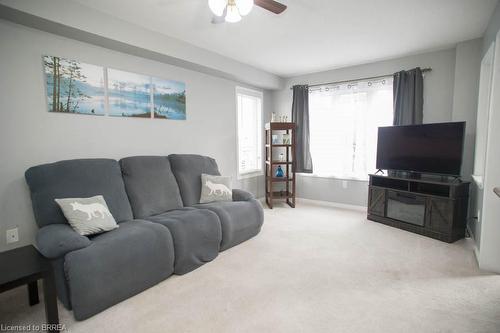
[43,55,186,120]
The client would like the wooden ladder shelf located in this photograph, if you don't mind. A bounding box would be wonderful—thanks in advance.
[265,122,296,209]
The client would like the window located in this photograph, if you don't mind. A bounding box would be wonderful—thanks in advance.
[236,87,263,178]
[308,77,394,180]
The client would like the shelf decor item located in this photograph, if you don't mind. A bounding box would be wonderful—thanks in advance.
[265,122,296,208]
[275,166,284,177]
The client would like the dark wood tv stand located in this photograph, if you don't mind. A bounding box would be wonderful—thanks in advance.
[367,173,469,243]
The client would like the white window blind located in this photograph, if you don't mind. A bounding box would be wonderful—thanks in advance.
[237,87,263,177]
[308,77,394,180]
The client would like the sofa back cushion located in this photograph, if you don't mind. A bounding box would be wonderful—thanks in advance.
[168,154,220,206]
[120,156,183,218]
[25,159,134,227]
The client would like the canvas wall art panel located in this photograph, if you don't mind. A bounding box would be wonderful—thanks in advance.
[107,69,152,118]
[152,78,186,120]
[43,56,105,115]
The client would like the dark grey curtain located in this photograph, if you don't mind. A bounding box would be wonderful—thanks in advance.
[292,85,313,173]
[393,67,424,125]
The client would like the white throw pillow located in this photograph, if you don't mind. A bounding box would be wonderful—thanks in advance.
[199,174,232,203]
[55,195,118,236]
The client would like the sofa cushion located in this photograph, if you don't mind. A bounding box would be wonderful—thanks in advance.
[120,156,183,218]
[25,159,133,227]
[55,195,118,236]
[65,219,175,320]
[200,174,232,203]
[146,208,221,274]
[169,154,220,206]
[194,199,264,251]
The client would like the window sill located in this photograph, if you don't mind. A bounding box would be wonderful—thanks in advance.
[297,173,369,182]
[237,171,264,180]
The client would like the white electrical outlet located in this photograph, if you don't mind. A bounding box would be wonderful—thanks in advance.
[477,209,481,223]
[6,228,19,244]
[342,180,348,189]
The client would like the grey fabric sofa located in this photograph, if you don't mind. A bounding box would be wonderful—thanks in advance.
[25,155,263,320]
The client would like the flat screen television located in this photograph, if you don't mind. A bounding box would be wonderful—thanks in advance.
[376,122,465,176]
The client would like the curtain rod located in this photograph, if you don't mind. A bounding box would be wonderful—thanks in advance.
[289,67,432,90]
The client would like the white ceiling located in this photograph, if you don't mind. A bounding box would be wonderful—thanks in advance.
[73,0,497,77]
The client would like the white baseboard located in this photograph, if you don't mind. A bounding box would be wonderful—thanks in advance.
[296,198,367,212]
[257,196,366,212]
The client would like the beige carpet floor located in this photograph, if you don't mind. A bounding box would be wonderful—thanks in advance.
[1,200,500,333]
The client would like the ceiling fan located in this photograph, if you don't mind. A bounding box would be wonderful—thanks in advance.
[209,0,287,24]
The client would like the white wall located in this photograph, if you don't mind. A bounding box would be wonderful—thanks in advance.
[272,47,463,206]
[0,0,283,90]
[452,39,482,181]
[0,20,269,252]
[476,1,500,273]
[449,39,483,246]
[479,36,500,272]
[478,35,500,271]
[483,0,500,58]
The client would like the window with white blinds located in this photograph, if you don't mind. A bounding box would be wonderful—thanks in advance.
[308,77,394,180]
[236,87,263,178]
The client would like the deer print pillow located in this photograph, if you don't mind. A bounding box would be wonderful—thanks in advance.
[55,195,118,236]
[199,174,233,204]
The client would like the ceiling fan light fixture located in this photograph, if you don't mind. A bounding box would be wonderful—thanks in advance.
[208,0,227,16]
[225,4,242,23]
[210,0,285,24]
[235,0,253,16]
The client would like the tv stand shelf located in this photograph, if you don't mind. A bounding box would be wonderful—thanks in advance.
[367,174,470,243]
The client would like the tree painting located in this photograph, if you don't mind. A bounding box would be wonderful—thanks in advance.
[107,69,152,118]
[43,56,105,115]
[153,78,186,120]
[43,56,187,119]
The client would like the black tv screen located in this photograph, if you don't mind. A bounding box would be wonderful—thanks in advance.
[376,122,465,176]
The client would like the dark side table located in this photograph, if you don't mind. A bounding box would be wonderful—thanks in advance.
[0,245,60,332]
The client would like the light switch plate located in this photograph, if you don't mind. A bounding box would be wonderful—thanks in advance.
[6,228,19,244]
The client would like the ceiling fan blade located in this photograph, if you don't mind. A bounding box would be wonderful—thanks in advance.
[254,0,287,14]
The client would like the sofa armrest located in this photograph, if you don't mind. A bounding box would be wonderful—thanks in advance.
[232,189,255,202]
[36,224,91,259]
